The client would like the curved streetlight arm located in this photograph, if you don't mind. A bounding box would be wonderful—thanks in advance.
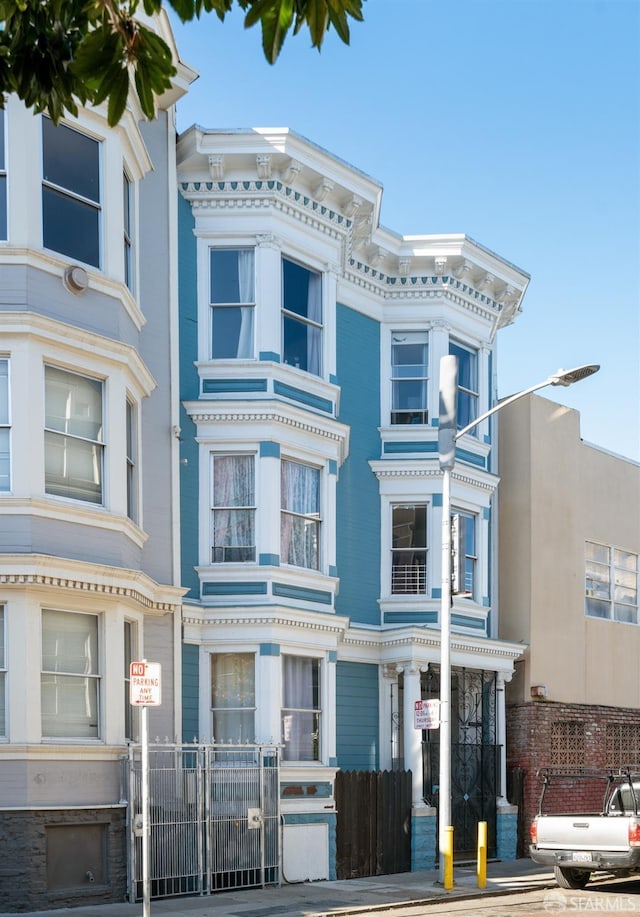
[455,364,600,441]
[437,359,598,884]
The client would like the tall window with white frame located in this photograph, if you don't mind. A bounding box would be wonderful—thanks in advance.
[391,504,427,594]
[211,454,256,563]
[449,340,479,433]
[0,359,10,492]
[44,366,104,504]
[42,118,101,268]
[281,459,320,570]
[282,258,322,375]
[585,541,639,624]
[211,653,255,743]
[126,398,137,522]
[123,171,133,291]
[452,510,477,599]
[41,609,100,739]
[0,606,5,738]
[391,332,429,425]
[210,248,255,359]
[281,655,321,762]
[0,109,6,240]
[124,620,137,741]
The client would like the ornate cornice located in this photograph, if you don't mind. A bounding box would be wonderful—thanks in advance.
[185,406,347,445]
[0,572,181,613]
[182,608,348,636]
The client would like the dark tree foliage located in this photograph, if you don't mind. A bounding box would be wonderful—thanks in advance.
[0,0,364,126]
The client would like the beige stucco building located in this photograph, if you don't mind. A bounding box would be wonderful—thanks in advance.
[498,392,640,849]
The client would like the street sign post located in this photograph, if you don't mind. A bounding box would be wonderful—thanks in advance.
[130,661,162,917]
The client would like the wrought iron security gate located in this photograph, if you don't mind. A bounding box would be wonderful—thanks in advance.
[421,668,499,857]
[123,743,280,901]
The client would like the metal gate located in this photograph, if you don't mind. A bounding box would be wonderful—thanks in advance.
[123,743,280,901]
[421,667,499,858]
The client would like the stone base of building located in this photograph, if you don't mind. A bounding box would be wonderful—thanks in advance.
[496,803,518,860]
[0,806,127,912]
[411,805,437,870]
[507,700,640,856]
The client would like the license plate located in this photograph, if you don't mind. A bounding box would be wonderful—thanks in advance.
[572,852,592,863]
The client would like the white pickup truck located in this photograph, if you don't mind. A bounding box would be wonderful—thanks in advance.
[529,768,640,889]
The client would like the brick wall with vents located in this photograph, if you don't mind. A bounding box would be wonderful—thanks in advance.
[507,700,640,855]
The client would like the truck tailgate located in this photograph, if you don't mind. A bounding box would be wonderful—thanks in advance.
[536,815,631,851]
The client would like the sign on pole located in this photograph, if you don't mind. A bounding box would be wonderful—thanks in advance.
[130,661,162,707]
[414,698,440,730]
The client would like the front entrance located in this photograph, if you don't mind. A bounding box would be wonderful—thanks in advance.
[421,667,499,858]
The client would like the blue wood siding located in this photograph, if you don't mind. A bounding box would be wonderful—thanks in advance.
[181,643,200,742]
[336,661,379,770]
[335,304,381,625]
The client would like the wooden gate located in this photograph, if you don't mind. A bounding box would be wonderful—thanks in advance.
[335,770,411,879]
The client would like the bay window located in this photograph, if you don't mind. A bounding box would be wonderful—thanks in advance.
[0,359,9,492]
[42,118,101,268]
[124,620,137,741]
[0,109,6,240]
[211,454,256,563]
[126,398,137,522]
[281,459,320,570]
[210,248,255,359]
[282,258,322,375]
[41,609,100,739]
[391,332,429,425]
[452,510,477,598]
[45,366,104,504]
[281,655,320,762]
[0,606,5,738]
[392,504,427,594]
[211,653,256,742]
[123,171,133,290]
[449,340,478,433]
[586,541,639,623]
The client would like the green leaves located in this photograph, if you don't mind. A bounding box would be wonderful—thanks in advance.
[0,0,365,126]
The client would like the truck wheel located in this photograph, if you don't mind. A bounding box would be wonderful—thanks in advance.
[554,865,591,889]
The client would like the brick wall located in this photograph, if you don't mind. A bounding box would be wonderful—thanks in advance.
[0,807,127,912]
[507,700,640,853]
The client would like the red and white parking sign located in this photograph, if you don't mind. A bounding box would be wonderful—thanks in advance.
[414,698,440,730]
[129,661,162,707]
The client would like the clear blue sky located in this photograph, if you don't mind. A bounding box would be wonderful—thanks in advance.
[170,0,640,462]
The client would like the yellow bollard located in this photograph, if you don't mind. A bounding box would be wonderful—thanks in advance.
[444,825,454,890]
[477,820,487,889]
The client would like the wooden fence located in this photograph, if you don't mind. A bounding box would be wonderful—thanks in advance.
[335,770,412,879]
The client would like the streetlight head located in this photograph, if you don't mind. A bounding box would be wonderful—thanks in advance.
[549,364,600,387]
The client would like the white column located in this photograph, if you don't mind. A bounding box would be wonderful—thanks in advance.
[255,649,282,745]
[255,233,282,360]
[429,320,450,425]
[496,672,510,804]
[402,662,425,808]
[325,653,337,764]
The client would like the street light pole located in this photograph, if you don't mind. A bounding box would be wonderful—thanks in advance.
[436,359,599,884]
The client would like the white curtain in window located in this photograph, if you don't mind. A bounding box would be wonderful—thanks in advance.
[236,249,254,358]
[306,271,321,375]
[282,656,319,761]
[281,461,319,568]
[211,653,255,742]
[41,609,99,738]
[212,455,255,561]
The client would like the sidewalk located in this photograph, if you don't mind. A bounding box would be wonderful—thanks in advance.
[2,860,556,917]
